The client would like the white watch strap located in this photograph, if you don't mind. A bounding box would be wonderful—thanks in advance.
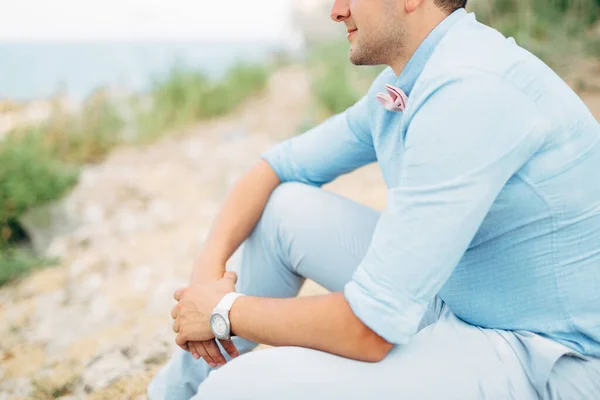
[217,292,245,311]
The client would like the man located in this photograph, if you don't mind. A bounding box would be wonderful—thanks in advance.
[149,0,600,398]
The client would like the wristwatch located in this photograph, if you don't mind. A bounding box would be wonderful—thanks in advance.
[210,292,246,340]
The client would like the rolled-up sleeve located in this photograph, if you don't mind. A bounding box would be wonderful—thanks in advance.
[344,75,549,344]
[261,95,376,186]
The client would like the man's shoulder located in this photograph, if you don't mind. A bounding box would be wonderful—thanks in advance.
[424,13,517,76]
[409,15,552,109]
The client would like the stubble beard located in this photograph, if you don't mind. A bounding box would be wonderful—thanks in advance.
[349,22,407,67]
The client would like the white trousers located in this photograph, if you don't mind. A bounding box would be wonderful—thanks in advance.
[148,183,600,399]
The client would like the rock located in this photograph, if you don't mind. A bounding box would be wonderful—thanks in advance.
[183,139,205,163]
[148,200,178,227]
[82,204,105,225]
[130,265,152,292]
[67,253,104,280]
[0,377,34,399]
[46,237,72,260]
[220,127,248,142]
[32,363,81,399]
[30,291,67,343]
[81,349,134,393]
[115,210,152,235]
[19,198,80,255]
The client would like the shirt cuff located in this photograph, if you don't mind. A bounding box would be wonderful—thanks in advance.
[260,141,297,183]
[344,267,430,345]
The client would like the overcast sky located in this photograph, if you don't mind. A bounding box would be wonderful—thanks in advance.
[0,0,292,41]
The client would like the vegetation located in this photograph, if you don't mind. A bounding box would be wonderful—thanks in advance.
[471,0,600,70]
[136,63,268,141]
[0,62,269,284]
[307,40,383,117]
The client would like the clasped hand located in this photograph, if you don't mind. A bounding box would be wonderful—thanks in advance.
[171,271,239,368]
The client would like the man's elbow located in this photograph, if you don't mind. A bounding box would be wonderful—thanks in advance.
[356,325,394,363]
[340,293,394,362]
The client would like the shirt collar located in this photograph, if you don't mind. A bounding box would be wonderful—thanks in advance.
[395,8,466,95]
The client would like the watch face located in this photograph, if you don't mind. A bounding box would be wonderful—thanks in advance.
[211,314,228,337]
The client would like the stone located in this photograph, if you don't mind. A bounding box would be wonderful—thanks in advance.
[82,204,105,225]
[81,349,133,393]
[19,198,80,255]
[148,200,178,227]
[0,377,34,399]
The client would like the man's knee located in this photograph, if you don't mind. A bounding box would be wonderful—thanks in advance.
[194,347,316,399]
[194,349,281,399]
[261,182,318,224]
[248,182,321,246]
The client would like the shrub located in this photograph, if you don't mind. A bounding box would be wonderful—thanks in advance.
[472,0,599,70]
[0,133,77,235]
[137,63,269,140]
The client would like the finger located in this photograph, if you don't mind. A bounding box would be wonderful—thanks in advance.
[199,342,218,368]
[171,304,179,320]
[176,334,189,351]
[219,339,239,359]
[204,339,226,366]
[189,341,204,360]
[174,288,185,301]
[177,342,188,352]
[172,318,180,333]
[223,271,238,284]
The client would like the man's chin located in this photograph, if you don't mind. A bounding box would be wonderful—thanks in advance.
[348,45,382,66]
[349,47,365,65]
[349,50,375,66]
[348,49,387,66]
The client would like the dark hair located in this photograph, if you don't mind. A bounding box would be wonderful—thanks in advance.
[434,0,468,13]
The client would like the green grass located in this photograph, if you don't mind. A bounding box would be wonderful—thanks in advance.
[306,39,384,119]
[0,62,270,285]
[0,248,54,286]
[0,133,78,234]
[136,63,269,141]
[471,0,600,72]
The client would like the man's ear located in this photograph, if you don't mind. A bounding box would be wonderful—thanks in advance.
[404,0,425,13]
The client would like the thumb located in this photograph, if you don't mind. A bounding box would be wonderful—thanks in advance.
[223,271,238,284]
[174,287,185,301]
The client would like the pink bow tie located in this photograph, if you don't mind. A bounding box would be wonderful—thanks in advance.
[376,84,408,112]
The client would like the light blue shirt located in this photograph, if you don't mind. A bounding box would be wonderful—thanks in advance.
[262,9,600,356]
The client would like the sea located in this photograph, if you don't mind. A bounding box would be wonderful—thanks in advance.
[0,41,291,102]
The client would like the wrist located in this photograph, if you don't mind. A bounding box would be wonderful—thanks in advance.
[210,292,246,340]
[190,257,226,284]
[228,295,248,337]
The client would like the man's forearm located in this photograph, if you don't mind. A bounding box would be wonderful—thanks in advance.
[229,292,393,362]
[191,160,281,283]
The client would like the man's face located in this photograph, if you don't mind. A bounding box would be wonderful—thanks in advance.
[330,0,408,66]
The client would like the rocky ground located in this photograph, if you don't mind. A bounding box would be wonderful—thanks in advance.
[1,63,599,400]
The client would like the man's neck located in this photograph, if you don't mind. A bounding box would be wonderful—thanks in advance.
[389,10,450,77]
